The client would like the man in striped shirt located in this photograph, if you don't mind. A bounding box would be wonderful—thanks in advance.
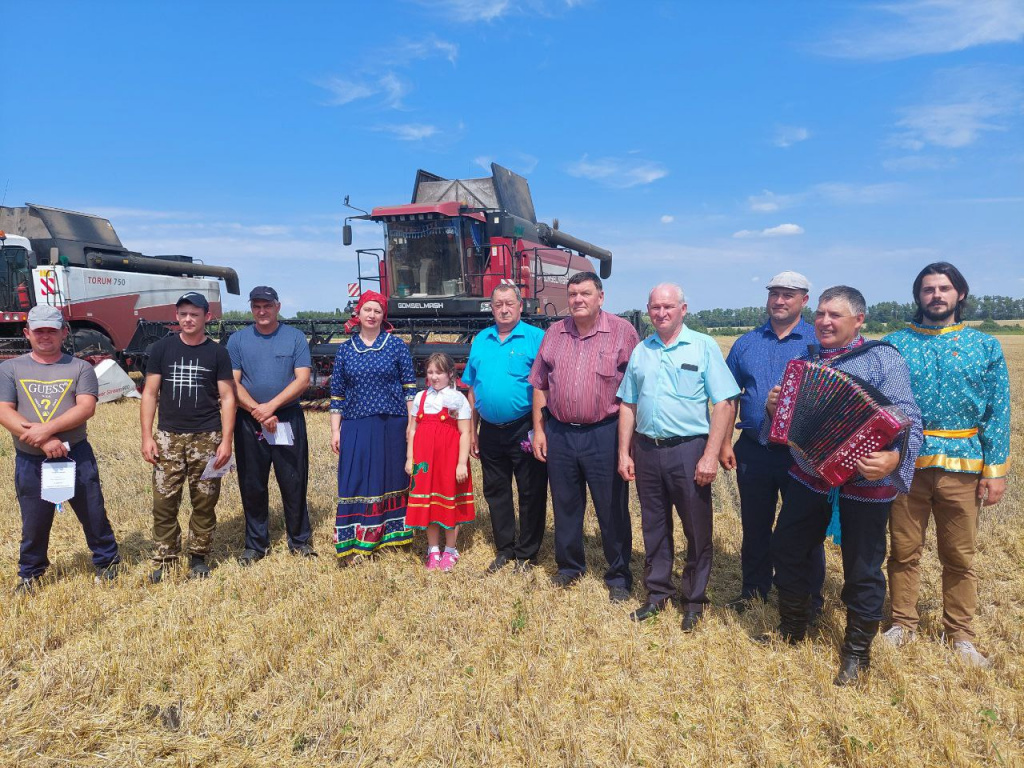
[529,272,640,601]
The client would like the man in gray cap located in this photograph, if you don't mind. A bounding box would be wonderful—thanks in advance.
[141,291,235,582]
[227,286,315,564]
[0,305,120,592]
[719,271,826,617]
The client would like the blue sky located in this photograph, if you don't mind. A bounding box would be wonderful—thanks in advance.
[4,1,1022,313]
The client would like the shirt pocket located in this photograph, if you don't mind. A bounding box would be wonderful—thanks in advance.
[672,366,705,400]
[597,351,618,378]
[506,349,533,379]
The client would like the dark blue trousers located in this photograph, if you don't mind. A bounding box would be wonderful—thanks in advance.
[234,407,312,553]
[15,441,120,579]
[771,480,891,621]
[546,417,632,590]
[734,432,825,609]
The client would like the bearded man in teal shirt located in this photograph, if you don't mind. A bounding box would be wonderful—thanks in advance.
[882,263,1011,669]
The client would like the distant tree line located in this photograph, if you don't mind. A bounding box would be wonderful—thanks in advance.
[678,295,1024,336]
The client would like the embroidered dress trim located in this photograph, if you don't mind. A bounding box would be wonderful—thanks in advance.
[336,487,410,505]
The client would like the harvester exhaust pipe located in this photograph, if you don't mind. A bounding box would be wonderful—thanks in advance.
[88,252,241,295]
[536,222,613,280]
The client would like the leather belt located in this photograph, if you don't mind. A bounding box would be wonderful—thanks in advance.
[481,413,531,429]
[552,414,618,429]
[636,433,706,448]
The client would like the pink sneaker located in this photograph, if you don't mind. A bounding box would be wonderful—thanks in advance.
[440,551,459,572]
[426,551,442,571]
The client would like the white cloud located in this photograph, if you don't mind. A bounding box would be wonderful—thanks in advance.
[882,155,958,171]
[751,276,761,282]
[733,223,805,239]
[316,77,377,106]
[819,0,1024,60]
[566,154,668,188]
[747,183,908,212]
[380,37,459,66]
[773,125,811,148]
[890,72,1021,151]
[474,153,539,175]
[375,123,439,141]
[660,215,674,224]
[418,0,584,22]
[317,73,409,108]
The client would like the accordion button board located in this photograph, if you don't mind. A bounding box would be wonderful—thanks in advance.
[768,359,911,487]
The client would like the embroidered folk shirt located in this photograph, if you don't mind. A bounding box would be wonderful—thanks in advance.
[883,322,1011,478]
[329,333,416,419]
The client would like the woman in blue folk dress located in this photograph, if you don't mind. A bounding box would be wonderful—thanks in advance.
[330,291,417,564]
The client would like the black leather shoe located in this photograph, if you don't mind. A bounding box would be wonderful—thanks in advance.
[608,585,632,603]
[238,548,265,567]
[290,544,317,558]
[630,600,667,622]
[550,571,582,589]
[514,559,538,574]
[726,595,756,614]
[188,556,211,580]
[681,609,704,632]
[487,554,512,574]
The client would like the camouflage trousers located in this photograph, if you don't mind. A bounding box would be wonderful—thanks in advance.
[151,430,223,564]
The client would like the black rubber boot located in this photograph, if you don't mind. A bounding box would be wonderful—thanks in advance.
[833,610,880,686]
[756,590,810,645]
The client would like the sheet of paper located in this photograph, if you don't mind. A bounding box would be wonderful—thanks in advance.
[41,460,76,505]
[200,455,236,480]
[262,422,294,446]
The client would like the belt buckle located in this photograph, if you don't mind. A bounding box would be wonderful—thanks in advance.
[569,422,583,428]
[652,436,663,447]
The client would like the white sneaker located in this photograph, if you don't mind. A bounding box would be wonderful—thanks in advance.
[953,640,991,669]
[881,625,917,647]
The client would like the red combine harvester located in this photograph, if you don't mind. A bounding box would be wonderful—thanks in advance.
[0,204,240,365]
[340,163,635,374]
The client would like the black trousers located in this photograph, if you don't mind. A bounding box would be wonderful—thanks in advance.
[546,417,632,590]
[234,406,312,553]
[478,416,548,562]
[771,480,891,621]
[734,432,825,608]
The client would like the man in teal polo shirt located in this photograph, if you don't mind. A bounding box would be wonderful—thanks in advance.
[617,283,739,630]
[464,284,548,574]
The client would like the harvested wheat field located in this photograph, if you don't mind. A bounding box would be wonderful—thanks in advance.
[1,337,1021,768]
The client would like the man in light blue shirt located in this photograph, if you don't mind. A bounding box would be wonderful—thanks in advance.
[617,284,739,630]
[463,284,547,573]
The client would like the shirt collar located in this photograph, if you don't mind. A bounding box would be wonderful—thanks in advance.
[491,320,525,340]
[646,323,694,350]
[564,310,609,339]
[909,321,966,336]
[759,318,812,340]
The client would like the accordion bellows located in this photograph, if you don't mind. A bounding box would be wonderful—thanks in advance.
[769,359,911,487]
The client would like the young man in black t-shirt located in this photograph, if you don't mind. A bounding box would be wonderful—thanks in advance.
[141,292,235,582]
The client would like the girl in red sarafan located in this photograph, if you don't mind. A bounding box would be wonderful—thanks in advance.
[405,353,475,571]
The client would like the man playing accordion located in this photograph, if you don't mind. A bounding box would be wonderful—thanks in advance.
[763,285,923,686]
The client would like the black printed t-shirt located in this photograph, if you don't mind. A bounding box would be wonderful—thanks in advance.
[146,334,233,433]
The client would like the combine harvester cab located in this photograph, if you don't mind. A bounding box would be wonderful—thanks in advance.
[343,163,617,373]
[0,204,240,366]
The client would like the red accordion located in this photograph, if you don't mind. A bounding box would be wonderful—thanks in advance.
[769,359,911,487]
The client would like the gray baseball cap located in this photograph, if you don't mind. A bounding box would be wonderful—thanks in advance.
[27,305,64,330]
[766,271,811,292]
[176,291,210,312]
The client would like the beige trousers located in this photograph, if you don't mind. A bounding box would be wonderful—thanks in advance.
[887,468,981,643]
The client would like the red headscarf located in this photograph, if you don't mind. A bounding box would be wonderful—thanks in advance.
[344,290,394,334]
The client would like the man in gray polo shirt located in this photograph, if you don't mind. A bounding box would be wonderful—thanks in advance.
[0,305,120,592]
[227,286,314,563]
